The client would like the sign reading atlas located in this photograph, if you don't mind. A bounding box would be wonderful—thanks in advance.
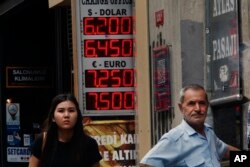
[207,0,240,103]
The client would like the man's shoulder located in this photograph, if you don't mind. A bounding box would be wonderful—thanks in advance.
[161,124,185,141]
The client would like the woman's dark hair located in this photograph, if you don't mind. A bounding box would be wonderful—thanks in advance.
[40,93,87,167]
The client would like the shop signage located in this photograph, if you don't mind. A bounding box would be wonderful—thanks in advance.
[84,119,136,167]
[7,147,30,162]
[152,46,171,112]
[6,103,28,162]
[206,0,241,105]
[6,103,21,148]
[6,67,53,88]
[155,9,164,27]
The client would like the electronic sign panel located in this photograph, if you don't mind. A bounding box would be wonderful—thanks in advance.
[76,0,134,115]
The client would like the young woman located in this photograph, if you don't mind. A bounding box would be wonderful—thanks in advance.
[29,93,102,167]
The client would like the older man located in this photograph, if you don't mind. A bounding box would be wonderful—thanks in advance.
[140,84,239,167]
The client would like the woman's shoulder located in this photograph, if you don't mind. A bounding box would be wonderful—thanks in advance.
[85,135,97,144]
[30,132,45,159]
[83,135,102,164]
[84,135,100,150]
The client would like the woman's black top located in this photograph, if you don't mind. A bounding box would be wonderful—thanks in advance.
[31,134,102,167]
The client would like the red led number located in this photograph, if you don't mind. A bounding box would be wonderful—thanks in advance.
[86,92,135,110]
[85,69,134,88]
[83,17,132,35]
[84,39,133,57]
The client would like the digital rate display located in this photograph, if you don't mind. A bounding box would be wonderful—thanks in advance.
[85,69,134,88]
[84,39,133,57]
[80,2,134,115]
[83,17,133,35]
[85,91,135,110]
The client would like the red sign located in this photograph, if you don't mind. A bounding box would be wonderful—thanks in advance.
[152,46,171,112]
[155,10,164,27]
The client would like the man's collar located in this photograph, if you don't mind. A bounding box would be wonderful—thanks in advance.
[180,119,208,136]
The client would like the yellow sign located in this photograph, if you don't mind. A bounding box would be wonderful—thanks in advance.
[84,120,137,167]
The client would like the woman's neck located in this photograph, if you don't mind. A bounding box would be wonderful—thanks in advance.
[57,130,74,142]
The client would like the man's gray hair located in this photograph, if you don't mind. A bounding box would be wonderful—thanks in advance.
[179,84,208,103]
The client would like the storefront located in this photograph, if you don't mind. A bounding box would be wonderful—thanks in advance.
[0,0,72,166]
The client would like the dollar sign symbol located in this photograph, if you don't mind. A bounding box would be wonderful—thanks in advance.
[88,9,92,16]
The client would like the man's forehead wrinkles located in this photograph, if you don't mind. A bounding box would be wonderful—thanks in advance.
[186,99,206,103]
